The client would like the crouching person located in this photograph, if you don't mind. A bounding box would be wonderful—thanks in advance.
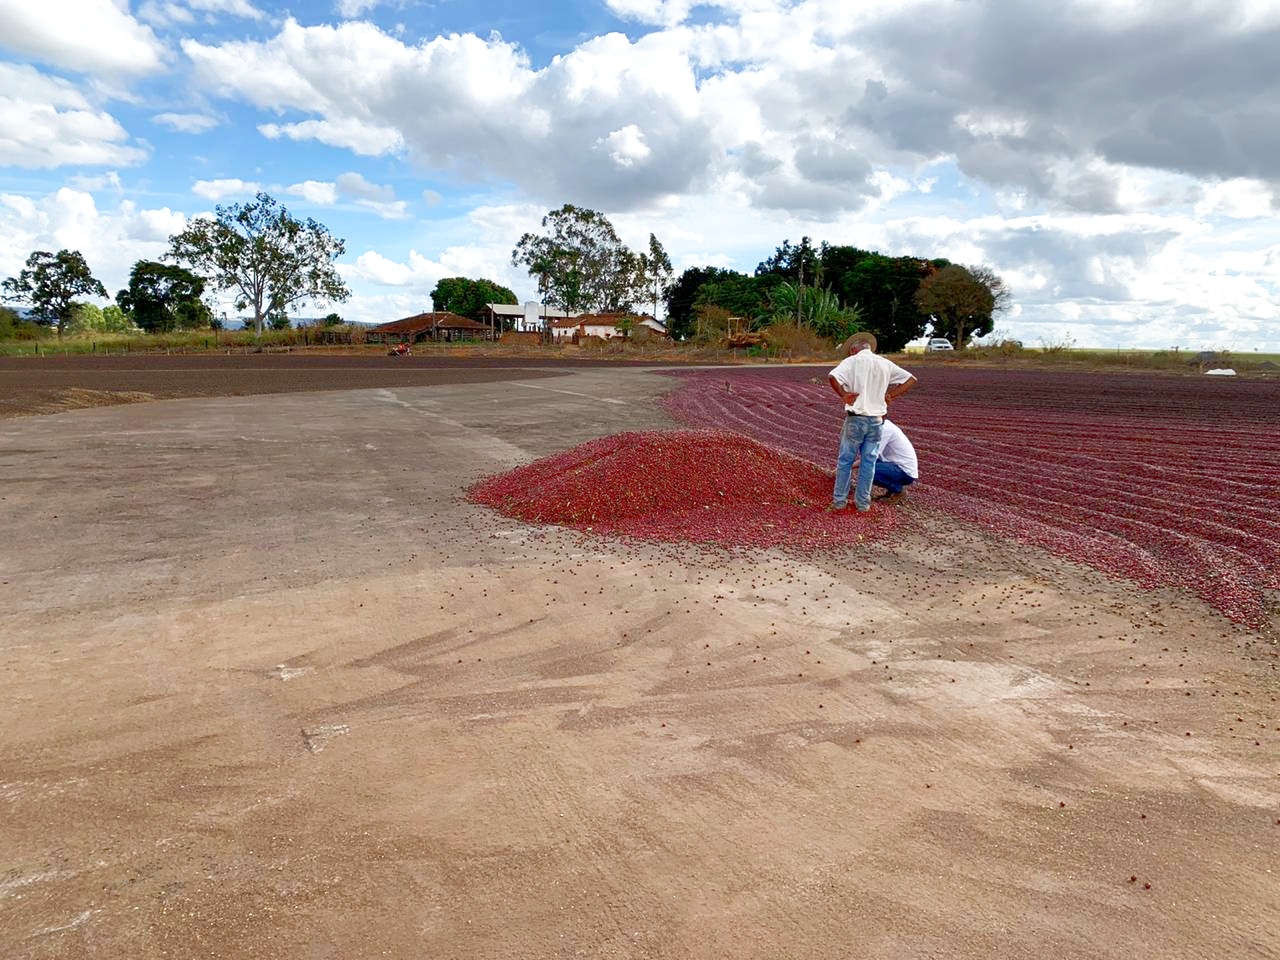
[866,419,918,504]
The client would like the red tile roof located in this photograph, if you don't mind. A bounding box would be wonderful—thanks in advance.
[370,311,490,334]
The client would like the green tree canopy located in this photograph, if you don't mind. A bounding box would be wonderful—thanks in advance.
[117,260,211,333]
[1,249,108,338]
[68,302,105,333]
[915,264,1009,347]
[664,266,732,340]
[695,271,778,327]
[167,192,349,335]
[101,304,131,332]
[823,248,942,351]
[430,277,518,324]
[756,237,821,285]
[511,204,644,313]
[637,233,673,322]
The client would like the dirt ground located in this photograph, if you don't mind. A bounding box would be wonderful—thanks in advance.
[0,354,687,419]
[0,360,1276,959]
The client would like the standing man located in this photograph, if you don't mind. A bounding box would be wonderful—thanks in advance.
[827,332,917,511]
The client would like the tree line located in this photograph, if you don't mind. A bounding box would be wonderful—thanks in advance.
[665,239,1009,350]
[506,206,1008,349]
[2,193,351,339]
[2,193,1009,349]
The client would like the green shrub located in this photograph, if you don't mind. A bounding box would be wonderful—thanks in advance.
[0,307,45,341]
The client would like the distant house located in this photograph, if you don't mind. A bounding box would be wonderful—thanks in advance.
[550,312,667,341]
[366,311,495,343]
[483,301,579,334]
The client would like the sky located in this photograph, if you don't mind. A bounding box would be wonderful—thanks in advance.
[1,0,1278,349]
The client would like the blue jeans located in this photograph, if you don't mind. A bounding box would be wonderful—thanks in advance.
[873,461,915,495]
[833,415,882,510]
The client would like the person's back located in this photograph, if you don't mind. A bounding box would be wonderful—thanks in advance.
[826,332,917,511]
[829,342,912,418]
[878,420,918,479]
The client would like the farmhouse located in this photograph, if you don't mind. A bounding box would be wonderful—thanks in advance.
[366,311,496,344]
[550,312,668,342]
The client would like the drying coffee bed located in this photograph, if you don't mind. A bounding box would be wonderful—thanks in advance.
[663,366,1280,629]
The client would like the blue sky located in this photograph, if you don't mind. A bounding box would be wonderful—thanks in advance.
[2,0,1279,349]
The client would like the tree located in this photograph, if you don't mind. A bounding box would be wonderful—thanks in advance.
[430,277,518,325]
[824,247,940,351]
[663,266,781,338]
[915,264,1009,347]
[68,303,105,333]
[167,192,349,335]
[665,266,732,340]
[756,237,821,285]
[321,312,344,327]
[511,204,642,314]
[638,233,673,321]
[968,264,1012,316]
[117,261,211,333]
[101,304,131,332]
[695,271,777,327]
[1,250,107,338]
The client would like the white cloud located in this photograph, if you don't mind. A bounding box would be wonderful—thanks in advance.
[130,203,187,242]
[139,0,264,27]
[599,125,652,168]
[604,0,697,27]
[1193,178,1274,220]
[0,188,187,297]
[258,118,404,157]
[335,171,394,202]
[335,0,383,17]
[0,0,165,75]
[354,198,409,219]
[69,171,124,192]
[350,250,421,286]
[192,178,261,200]
[183,20,710,208]
[0,64,146,169]
[187,0,264,16]
[281,173,408,218]
[285,180,340,205]
[153,112,221,134]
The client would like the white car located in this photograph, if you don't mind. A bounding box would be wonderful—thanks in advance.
[926,338,954,352]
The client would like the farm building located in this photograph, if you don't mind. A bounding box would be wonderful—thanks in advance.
[483,301,579,333]
[366,311,496,344]
[550,313,668,342]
